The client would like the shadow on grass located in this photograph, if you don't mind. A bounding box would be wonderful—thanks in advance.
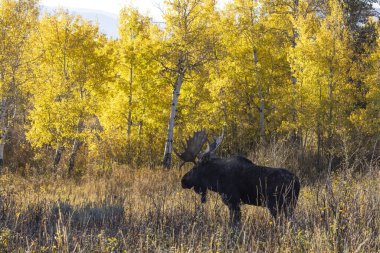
[0,200,125,251]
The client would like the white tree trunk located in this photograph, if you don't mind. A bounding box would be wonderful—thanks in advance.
[258,86,266,145]
[67,119,84,176]
[253,49,266,145]
[291,11,299,143]
[68,138,82,176]
[328,66,334,150]
[53,143,64,169]
[163,71,185,169]
[127,63,133,137]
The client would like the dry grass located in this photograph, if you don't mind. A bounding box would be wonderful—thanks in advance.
[0,161,379,252]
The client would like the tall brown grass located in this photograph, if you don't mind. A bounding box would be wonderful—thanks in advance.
[0,149,379,252]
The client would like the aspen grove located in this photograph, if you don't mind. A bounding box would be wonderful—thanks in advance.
[0,0,378,173]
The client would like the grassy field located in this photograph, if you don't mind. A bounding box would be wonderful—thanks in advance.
[0,159,379,252]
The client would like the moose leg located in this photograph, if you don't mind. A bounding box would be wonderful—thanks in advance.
[228,203,241,226]
[200,191,207,203]
[267,198,280,219]
[283,195,297,219]
[284,183,300,219]
[270,187,298,219]
[220,192,241,226]
[194,186,207,203]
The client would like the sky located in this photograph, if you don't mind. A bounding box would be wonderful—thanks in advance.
[39,0,227,37]
[40,0,178,37]
[40,0,178,21]
[41,0,229,20]
[39,0,380,17]
[39,1,379,38]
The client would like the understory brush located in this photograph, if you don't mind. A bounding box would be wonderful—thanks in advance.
[0,158,379,252]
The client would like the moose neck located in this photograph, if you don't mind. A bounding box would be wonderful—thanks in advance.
[198,158,224,192]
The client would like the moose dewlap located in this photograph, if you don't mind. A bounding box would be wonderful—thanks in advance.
[176,130,300,225]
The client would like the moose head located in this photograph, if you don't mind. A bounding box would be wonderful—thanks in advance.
[175,129,223,203]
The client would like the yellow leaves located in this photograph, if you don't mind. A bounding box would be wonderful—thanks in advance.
[288,0,355,134]
[26,10,111,150]
[0,0,376,166]
[346,17,380,136]
[0,0,38,97]
[349,108,379,135]
[119,7,151,41]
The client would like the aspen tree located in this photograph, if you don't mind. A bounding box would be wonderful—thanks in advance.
[27,11,110,174]
[0,0,38,169]
[161,0,218,168]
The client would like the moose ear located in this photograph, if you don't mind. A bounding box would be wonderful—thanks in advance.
[198,132,223,162]
[200,151,211,163]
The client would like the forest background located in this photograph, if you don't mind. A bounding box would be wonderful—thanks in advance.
[1,0,379,175]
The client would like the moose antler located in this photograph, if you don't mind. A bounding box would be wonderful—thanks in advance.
[174,129,208,166]
[201,131,224,159]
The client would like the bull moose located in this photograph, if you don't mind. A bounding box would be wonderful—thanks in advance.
[175,130,300,225]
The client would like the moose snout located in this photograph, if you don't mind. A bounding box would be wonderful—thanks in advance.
[181,177,193,189]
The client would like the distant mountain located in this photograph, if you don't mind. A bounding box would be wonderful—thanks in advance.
[38,6,380,39]
[40,6,119,39]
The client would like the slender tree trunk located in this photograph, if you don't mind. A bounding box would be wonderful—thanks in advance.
[258,86,266,145]
[53,143,64,169]
[67,119,84,176]
[163,71,185,169]
[0,143,4,169]
[291,0,299,144]
[127,28,135,137]
[317,123,322,170]
[0,76,16,170]
[328,66,334,150]
[138,120,143,135]
[257,91,266,146]
[291,74,299,143]
[283,0,300,145]
[219,88,228,122]
[253,49,266,145]
[317,81,323,170]
[127,63,133,137]
[0,98,7,170]
[68,139,82,176]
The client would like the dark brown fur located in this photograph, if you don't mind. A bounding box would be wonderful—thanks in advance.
[181,156,300,224]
